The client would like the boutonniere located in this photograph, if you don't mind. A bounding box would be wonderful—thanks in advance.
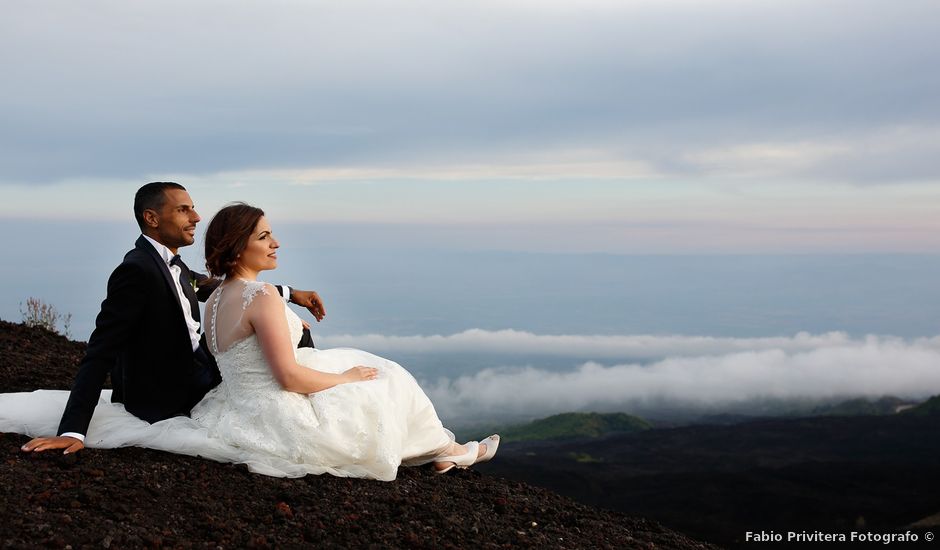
[190,276,198,292]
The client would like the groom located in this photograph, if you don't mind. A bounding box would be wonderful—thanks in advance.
[23,182,324,454]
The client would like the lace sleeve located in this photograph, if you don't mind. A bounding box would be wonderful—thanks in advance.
[241,281,274,310]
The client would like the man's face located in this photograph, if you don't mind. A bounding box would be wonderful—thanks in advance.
[149,189,201,253]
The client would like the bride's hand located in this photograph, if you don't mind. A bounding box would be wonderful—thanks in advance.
[342,366,379,383]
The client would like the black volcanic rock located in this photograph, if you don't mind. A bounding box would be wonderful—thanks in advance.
[0,319,717,549]
[0,318,87,392]
[478,414,940,547]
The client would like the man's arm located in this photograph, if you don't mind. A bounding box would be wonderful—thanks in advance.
[286,288,326,322]
[23,262,146,453]
[193,270,326,322]
[194,272,220,302]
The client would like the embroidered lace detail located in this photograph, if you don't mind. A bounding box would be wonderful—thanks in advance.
[207,279,275,356]
[240,279,271,310]
[210,288,221,355]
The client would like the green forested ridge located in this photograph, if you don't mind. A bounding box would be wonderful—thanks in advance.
[902,395,940,416]
[490,412,652,442]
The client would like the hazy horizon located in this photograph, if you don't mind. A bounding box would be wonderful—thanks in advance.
[5,218,940,424]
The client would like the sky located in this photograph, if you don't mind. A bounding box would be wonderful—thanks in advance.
[3,1,940,418]
[2,0,940,253]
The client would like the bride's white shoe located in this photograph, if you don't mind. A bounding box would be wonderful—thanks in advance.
[472,434,500,466]
[433,441,479,474]
[456,434,500,470]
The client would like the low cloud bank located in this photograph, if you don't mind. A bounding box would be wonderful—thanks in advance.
[321,329,940,360]
[322,330,940,419]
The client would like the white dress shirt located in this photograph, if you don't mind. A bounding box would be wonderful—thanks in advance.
[142,235,202,352]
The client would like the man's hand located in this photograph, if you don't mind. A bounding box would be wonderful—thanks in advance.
[289,289,326,322]
[21,436,85,454]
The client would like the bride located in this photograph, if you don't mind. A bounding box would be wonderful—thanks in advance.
[191,202,497,479]
[0,203,497,481]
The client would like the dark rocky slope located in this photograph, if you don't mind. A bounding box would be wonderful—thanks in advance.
[478,405,940,547]
[0,320,716,549]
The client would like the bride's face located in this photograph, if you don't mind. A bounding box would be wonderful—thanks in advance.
[237,216,279,274]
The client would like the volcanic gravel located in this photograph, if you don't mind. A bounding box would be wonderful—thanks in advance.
[0,320,718,549]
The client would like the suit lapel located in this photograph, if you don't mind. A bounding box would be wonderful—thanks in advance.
[136,236,191,323]
[175,261,201,322]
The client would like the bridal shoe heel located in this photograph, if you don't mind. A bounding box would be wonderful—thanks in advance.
[433,441,479,474]
[457,434,500,469]
[470,434,500,466]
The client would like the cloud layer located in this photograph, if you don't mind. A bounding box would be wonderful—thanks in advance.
[322,329,940,419]
[321,329,862,360]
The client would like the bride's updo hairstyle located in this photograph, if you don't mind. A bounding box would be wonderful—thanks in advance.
[204,202,265,278]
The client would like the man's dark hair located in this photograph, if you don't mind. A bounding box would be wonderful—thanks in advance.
[134,182,186,231]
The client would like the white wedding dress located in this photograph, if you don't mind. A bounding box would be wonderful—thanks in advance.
[0,279,454,481]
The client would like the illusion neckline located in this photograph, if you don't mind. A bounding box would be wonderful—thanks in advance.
[210,280,283,357]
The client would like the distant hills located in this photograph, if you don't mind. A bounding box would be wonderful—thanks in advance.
[470,394,939,444]
[903,394,940,416]
[809,396,911,416]
[475,412,651,443]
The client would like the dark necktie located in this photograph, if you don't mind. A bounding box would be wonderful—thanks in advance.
[170,255,200,322]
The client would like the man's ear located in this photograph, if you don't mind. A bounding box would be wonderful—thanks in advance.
[142,209,160,228]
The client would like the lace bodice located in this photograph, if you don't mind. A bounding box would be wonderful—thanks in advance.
[205,279,304,391]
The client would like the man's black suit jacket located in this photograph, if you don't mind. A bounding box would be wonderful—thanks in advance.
[58,237,219,436]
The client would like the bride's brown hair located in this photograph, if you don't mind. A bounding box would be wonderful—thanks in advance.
[204,202,266,278]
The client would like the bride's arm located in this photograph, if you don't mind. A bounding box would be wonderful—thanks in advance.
[247,288,375,393]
